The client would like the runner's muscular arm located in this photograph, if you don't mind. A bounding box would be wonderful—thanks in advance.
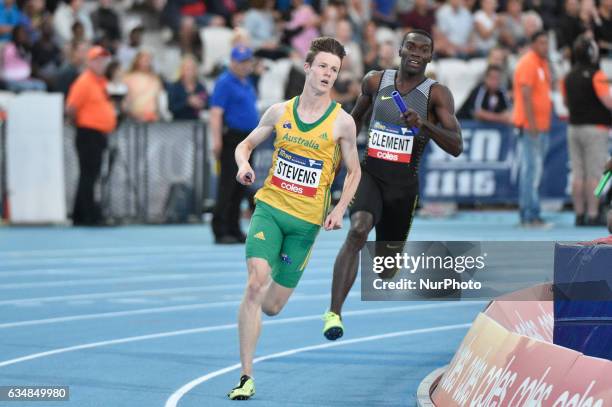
[401,83,463,157]
[324,111,361,230]
[350,70,383,134]
[334,111,361,213]
[235,103,285,185]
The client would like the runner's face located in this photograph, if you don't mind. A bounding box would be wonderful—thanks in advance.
[305,52,341,94]
[399,33,432,75]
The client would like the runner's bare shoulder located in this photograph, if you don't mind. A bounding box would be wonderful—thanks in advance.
[261,101,290,126]
[334,108,357,141]
[362,70,385,97]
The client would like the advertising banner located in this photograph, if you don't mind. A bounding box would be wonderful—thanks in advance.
[419,120,574,203]
[432,313,583,406]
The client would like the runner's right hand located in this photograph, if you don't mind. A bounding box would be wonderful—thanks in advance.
[236,164,255,186]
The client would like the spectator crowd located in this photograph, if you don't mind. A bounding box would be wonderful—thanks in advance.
[0,0,609,121]
[0,0,610,229]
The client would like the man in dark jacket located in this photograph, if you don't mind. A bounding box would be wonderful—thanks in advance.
[457,65,511,124]
[562,35,612,226]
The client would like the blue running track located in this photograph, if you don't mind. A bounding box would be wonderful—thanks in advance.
[0,211,605,406]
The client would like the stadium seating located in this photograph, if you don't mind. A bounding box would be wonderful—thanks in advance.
[200,26,234,77]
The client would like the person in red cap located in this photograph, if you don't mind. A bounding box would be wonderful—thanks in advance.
[66,45,117,226]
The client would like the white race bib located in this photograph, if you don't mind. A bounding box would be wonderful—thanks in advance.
[367,120,414,163]
[271,148,323,197]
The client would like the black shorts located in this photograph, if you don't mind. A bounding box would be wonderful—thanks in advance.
[349,170,418,242]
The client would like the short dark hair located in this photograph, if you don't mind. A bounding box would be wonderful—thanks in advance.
[572,34,598,66]
[530,30,547,43]
[305,37,346,65]
[401,29,434,51]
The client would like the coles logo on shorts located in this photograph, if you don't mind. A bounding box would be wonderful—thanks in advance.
[271,148,323,197]
[367,120,414,163]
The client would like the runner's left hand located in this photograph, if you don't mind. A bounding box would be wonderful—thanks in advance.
[324,207,344,231]
[401,108,422,129]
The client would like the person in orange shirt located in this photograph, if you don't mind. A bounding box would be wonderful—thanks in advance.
[562,35,612,226]
[66,45,117,226]
[512,30,552,228]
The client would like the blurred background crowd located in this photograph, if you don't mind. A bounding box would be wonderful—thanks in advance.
[0,0,608,120]
[1,0,611,231]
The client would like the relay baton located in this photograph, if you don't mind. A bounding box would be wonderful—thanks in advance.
[391,91,418,135]
[594,171,611,198]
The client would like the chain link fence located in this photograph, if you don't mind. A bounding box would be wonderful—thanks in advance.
[0,121,6,220]
[64,120,209,224]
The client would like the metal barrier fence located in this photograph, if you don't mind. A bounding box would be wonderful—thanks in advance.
[0,121,5,220]
[64,120,209,224]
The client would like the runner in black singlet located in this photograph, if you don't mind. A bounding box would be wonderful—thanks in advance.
[322,30,464,341]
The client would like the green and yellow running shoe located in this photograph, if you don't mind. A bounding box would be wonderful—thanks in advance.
[227,375,255,400]
[322,311,344,341]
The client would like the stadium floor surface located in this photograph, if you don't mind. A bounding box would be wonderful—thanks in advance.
[0,210,607,406]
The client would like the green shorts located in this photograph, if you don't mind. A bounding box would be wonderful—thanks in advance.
[245,201,320,288]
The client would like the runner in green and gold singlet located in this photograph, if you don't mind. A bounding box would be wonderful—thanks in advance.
[246,96,343,289]
[226,37,362,400]
[256,96,343,226]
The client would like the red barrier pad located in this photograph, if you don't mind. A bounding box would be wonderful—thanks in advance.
[547,355,612,406]
[485,300,553,343]
[432,313,582,406]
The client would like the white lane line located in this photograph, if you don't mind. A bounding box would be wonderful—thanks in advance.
[0,303,481,369]
[0,263,206,278]
[0,244,340,258]
[0,245,219,257]
[0,263,339,288]
[0,293,358,329]
[0,248,341,265]
[0,270,326,289]
[164,322,472,407]
[0,274,213,289]
[0,279,331,306]
[0,257,335,277]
